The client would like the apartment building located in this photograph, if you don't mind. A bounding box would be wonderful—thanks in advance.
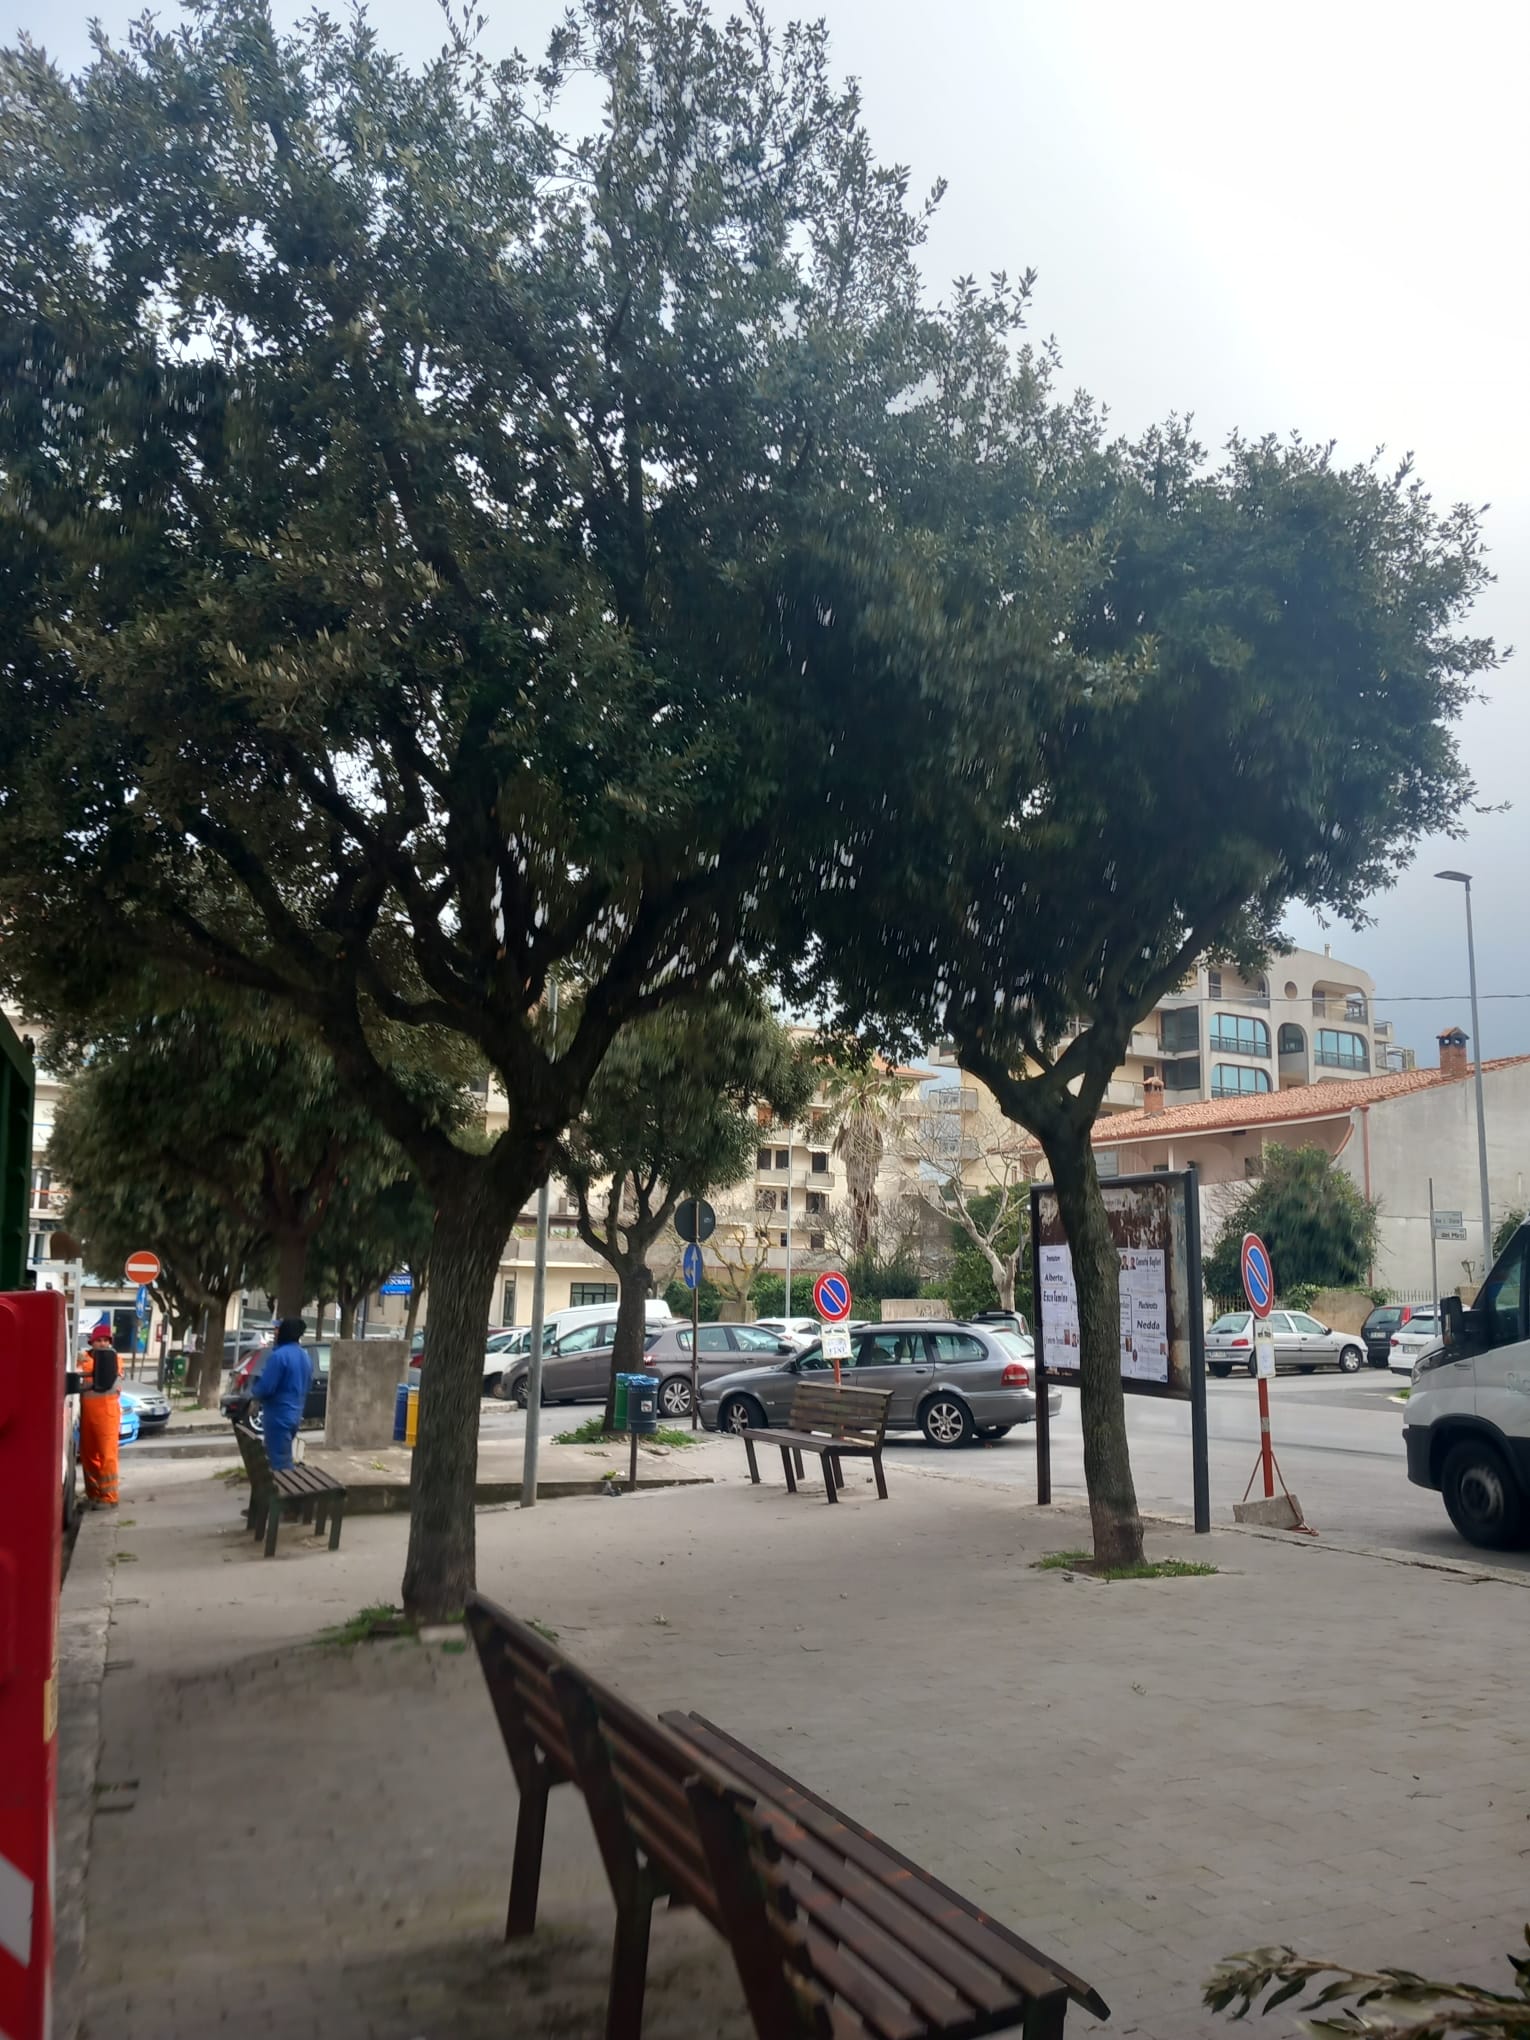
[1100,944,1409,1115]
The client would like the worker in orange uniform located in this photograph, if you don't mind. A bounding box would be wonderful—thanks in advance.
[79,1326,122,1507]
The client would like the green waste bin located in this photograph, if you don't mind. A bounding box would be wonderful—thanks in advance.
[626,1374,658,1436]
[613,1374,630,1431]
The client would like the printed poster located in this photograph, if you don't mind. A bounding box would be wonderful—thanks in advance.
[1038,1242,1169,1386]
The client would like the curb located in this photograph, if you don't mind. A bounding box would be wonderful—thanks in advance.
[54,1509,119,2040]
[128,1436,237,1460]
[328,1472,715,1514]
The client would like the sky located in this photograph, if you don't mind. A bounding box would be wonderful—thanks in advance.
[11,0,1528,1060]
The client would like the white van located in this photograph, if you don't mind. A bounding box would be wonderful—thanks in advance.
[1403,1220,1530,1548]
[496,1298,674,1360]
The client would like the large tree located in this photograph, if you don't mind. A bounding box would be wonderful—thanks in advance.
[0,0,958,1616]
[780,402,1494,1563]
[558,994,810,1421]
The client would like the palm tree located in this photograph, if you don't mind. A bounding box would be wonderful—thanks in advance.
[821,1059,915,1261]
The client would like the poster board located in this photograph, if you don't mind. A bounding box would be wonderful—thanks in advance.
[1029,1170,1200,1402]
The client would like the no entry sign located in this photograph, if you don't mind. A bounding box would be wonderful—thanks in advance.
[1240,1233,1273,1319]
[124,1250,160,1285]
[813,1270,852,1323]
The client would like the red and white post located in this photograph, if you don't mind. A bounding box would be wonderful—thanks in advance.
[0,1288,67,2040]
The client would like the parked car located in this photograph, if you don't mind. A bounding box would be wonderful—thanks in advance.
[748,1316,824,1350]
[220,1341,332,1431]
[1204,1310,1365,1377]
[636,1322,796,1419]
[125,1387,172,1431]
[1387,1310,1441,1374]
[699,1320,1055,1448]
[500,1318,662,1408]
[1404,1220,1530,1548]
[1362,1302,1427,1368]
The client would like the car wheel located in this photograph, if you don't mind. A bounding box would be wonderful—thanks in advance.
[1442,1438,1526,1550]
[1338,1345,1363,1374]
[245,1402,265,1434]
[1209,1363,1231,1379]
[976,1424,1012,1442]
[659,1376,692,1419]
[921,1396,973,1448]
[1246,1356,1259,1379]
[719,1394,764,1436]
[510,1376,529,1409]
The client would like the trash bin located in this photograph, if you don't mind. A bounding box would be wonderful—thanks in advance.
[405,1384,420,1448]
[626,1374,658,1436]
[393,1382,410,1443]
[613,1374,630,1431]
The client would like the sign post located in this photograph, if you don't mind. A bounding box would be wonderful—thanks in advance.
[812,1271,853,1384]
[676,1201,715,1431]
[1240,1234,1276,1500]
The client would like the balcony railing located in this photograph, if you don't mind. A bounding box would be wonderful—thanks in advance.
[1315,1046,1369,1072]
[1104,1077,1144,1109]
[1312,993,1368,1023]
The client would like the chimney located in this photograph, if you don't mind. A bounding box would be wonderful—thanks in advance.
[1438,1027,1469,1080]
[1143,1075,1166,1116]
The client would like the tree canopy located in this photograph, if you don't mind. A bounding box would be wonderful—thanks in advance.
[1207,1145,1382,1308]
[0,0,977,1618]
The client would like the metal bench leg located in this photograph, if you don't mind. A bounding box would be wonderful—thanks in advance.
[778,1445,797,1494]
[605,1896,654,2040]
[327,1496,344,1551]
[507,1765,551,1939]
[791,1448,805,1482]
[313,1497,328,1538]
[743,1433,760,1485]
[821,1453,839,1503]
[872,1449,888,1500]
[263,1492,282,1557]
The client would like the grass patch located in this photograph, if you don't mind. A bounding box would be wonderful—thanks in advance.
[554,1416,695,1449]
[1035,1549,1218,1582]
[211,1466,247,1483]
[315,1602,417,1648]
[111,1551,138,1564]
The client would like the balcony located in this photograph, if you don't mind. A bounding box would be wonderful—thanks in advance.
[1102,1077,1144,1111]
[1312,992,1368,1023]
[1128,1031,1157,1060]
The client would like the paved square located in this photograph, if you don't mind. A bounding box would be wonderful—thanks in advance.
[79,1457,1530,2037]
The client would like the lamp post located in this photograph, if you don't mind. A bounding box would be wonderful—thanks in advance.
[1436,870,1494,1280]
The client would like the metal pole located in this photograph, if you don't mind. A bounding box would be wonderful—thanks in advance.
[1428,1177,1440,1323]
[1256,1371,1275,1498]
[1462,880,1495,1280]
[1028,1184,1050,1506]
[690,1233,701,1431]
[783,1162,793,1328]
[520,977,557,1509]
[1183,1164,1210,1535]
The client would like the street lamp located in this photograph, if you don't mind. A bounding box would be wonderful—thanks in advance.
[1436,870,1495,1279]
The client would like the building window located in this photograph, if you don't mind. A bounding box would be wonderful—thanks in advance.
[1211,1064,1272,1098]
[756,1104,772,1127]
[1315,1029,1369,1072]
[810,1151,829,1175]
[779,1232,788,1248]
[806,1192,825,1216]
[809,1231,825,1251]
[569,1282,617,1308]
[501,1278,517,1324]
[1163,1056,1202,1091]
[775,1148,790,1170]
[1096,1150,1120,1179]
[756,1146,771,1170]
[1159,1007,1199,1054]
[1278,1024,1306,1056]
[1209,1014,1270,1056]
[1207,969,1222,999]
[758,1189,777,1213]
[1243,1155,1264,1180]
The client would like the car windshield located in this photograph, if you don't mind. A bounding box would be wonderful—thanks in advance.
[993,1330,1034,1363]
[1210,1314,1251,1334]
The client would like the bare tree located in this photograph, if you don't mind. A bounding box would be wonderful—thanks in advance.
[707,1188,779,1316]
[903,1092,1034,1311]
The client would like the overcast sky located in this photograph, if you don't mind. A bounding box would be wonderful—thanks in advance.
[13,0,1527,1059]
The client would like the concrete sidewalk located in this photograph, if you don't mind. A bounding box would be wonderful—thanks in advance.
[75,1464,1530,2039]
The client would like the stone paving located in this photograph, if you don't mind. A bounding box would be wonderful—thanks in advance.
[75,1449,1530,2038]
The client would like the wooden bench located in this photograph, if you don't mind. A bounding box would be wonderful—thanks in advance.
[231,1423,347,1556]
[740,1380,891,1503]
[465,1591,1106,2040]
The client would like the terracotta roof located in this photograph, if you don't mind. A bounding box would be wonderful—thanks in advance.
[1091,1057,1530,1146]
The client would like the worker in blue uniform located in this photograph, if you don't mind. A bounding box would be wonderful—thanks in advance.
[253,1317,313,1472]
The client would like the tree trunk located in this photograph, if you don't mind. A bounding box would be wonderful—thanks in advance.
[603,1260,652,1431]
[274,1230,308,1320]
[338,1295,358,1339]
[401,1169,516,1624]
[193,1294,231,1408]
[997,1263,1016,1312]
[1044,1129,1144,1568]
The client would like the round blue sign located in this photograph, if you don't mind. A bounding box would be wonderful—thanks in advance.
[1240,1233,1274,1317]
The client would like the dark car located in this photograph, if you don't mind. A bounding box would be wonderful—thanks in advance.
[637,1322,796,1420]
[699,1320,1057,1448]
[221,1340,332,1432]
[1361,1302,1424,1368]
[502,1318,654,1408]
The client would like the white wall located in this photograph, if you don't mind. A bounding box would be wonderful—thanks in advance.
[1343,1066,1530,1293]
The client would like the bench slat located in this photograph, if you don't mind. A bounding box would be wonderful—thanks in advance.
[760,1428,879,1453]
[766,1853,979,2026]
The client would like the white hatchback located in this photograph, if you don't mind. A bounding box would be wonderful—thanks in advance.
[1387,1310,1441,1374]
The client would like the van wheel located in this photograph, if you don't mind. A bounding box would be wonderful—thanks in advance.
[1210,1363,1231,1379]
[1442,1438,1526,1550]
